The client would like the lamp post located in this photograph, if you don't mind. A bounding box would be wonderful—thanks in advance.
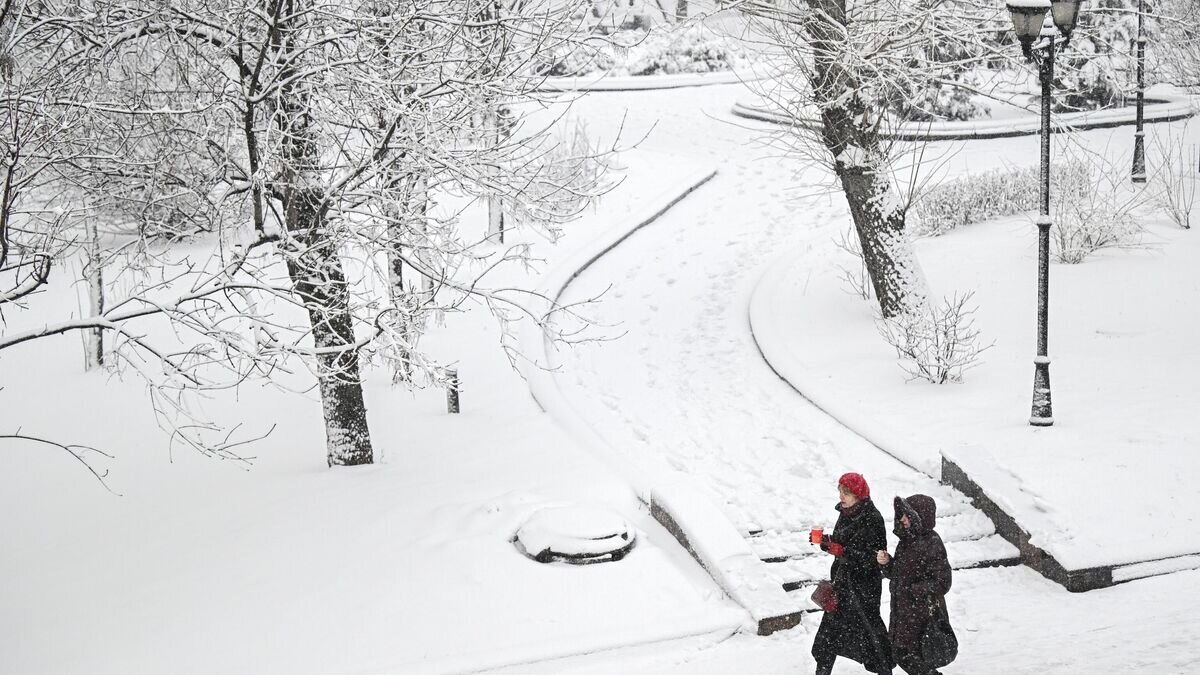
[1131,0,1147,183]
[1006,0,1083,427]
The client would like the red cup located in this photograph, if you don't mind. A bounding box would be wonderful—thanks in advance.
[810,527,824,544]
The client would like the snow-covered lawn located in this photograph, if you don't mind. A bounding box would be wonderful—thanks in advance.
[0,146,746,674]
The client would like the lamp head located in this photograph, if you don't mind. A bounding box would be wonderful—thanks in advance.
[1007,0,1051,57]
[1050,0,1083,39]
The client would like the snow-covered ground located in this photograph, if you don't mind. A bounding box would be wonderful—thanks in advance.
[0,146,748,674]
[534,567,1200,674]
[4,74,1200,675]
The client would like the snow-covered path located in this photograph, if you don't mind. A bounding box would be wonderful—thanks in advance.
[555,84,978,535]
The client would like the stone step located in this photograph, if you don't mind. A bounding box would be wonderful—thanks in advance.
[764,533,1021,588]
[749,510,1000,562]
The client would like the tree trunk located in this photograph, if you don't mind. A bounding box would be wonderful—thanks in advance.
[386,173,427,384]
[675,0,687,22]
[807,0,926,319]
[84,219,104,369]
[284,207,374,467]
[485,108,505,244]
[275,12,374,466]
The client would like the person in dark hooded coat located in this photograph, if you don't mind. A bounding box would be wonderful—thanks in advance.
[876,494,954,675]
[811,473,895,675]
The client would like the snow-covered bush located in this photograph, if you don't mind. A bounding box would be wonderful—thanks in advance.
[505,118,615,236]
[910,160,1091,237]
[539,42,621,77]
[876,292,993,384]
[1148,127,1197,230]
[1052,149,1149,263]
[538,25,751,77]
[623,25,746,76]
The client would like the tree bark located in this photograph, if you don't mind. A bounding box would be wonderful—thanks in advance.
[283,196,374,467]
[807,0,926,318]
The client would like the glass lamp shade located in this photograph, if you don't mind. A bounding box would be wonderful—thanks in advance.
[1007,0,1051,41]
[1050,0,1082,37]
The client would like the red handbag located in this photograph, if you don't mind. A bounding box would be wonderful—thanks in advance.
[811,579,838,612]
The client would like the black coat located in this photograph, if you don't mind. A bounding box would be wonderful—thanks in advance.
[812,497,895,673]
[881,494,953,652]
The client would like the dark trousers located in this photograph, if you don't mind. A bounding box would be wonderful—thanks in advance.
[894,647,939,675]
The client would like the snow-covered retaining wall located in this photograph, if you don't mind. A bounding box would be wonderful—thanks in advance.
[942,454,1200,592]
[649,479,804,636]
[731,95,1196,141]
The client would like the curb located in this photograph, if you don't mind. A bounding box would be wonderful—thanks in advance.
[537,70,765,92]
[746,249,931,477]
[519,165,719,442]
[731,96,1197,140]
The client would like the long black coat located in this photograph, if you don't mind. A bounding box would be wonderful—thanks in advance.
[881,494,953,652]
[811,497,895,673]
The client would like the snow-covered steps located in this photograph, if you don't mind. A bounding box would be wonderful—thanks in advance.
[748,514,1016,565]
[759,533,1019,591]
[646,480,806,636]
[744,496,1021,610]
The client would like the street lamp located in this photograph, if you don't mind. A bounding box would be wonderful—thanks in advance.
[1006,0,1083,427]
[1131,0,1147,183]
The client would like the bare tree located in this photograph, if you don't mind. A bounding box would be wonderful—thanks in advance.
[737,0,1011,318]
[1,0,612,470]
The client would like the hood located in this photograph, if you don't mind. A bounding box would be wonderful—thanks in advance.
[894,494,937,537]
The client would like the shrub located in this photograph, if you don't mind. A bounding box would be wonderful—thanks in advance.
[537,25,750,78]
[876,292,993,384]
[910,160,1091,237]
[623,26,745,76]
[1051,149,1149,263]
[1148,126,1197,230]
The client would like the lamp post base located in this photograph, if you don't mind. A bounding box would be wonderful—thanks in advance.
[1132,131,1147,184]
[1030,357,1053,426]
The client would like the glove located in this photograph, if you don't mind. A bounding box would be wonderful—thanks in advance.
[826,542,845,557]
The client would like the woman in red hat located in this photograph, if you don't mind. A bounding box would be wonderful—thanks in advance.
[811,472,894,675]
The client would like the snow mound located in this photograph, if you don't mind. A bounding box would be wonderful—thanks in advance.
[515,505,637,563]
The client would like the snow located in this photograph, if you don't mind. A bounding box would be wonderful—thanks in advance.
[4,59,1200,675]
[514,504,635,558]
[530,567,1200,674]
[1006,0,1051,9]
[1112,554,1200,583]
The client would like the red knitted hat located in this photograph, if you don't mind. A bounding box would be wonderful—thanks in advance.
[838,472,870,500]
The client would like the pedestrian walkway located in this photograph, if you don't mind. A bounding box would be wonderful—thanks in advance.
[547,84,1018,619]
